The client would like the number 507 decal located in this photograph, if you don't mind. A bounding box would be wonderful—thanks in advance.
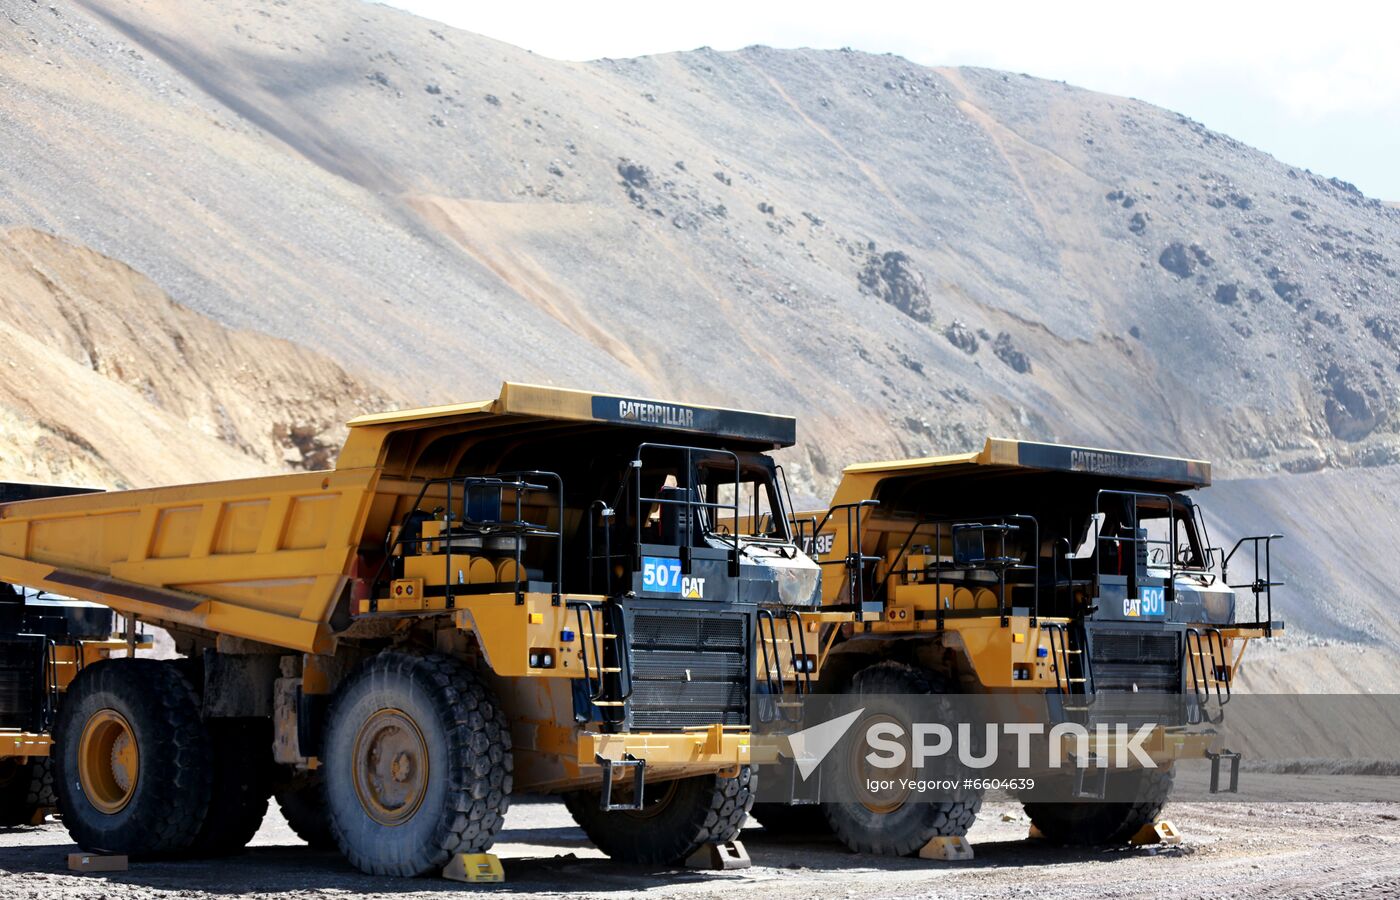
[642,556,706,598]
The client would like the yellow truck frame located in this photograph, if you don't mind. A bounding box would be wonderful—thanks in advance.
[756,437,1280,854]
[0,383,832,876]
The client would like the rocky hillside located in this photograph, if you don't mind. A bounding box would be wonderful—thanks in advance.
[2,1,1399,673]
[1,0,1396,494]
[0,226,389,486]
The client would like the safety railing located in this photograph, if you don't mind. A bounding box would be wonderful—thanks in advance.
[1223,534,1283,636]
[369,470,564,612]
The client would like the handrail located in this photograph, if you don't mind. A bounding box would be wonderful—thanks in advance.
[1185,627,1230,724]
[1093,489,1179,602]
[632,443,741,578]
[368,470,564,612]
[806,500,880,610]
[878,512,1040,626]
[1223,534,1283,636]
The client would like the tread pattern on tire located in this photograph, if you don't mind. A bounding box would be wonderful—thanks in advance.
[562,766,754,865]
[1023,766,1175,846]
[823,661,983,857]
[324,651,512,877]
[52,659,212,857]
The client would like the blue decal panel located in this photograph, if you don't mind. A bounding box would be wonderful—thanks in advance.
[1123,585,1166,618]
[641,556,707,599]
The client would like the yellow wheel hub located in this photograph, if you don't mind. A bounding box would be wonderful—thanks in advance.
[78,709,139,815]
[353,709,429,826]
[853,712,911,815]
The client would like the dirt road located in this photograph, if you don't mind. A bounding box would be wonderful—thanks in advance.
[3,798,1398,899]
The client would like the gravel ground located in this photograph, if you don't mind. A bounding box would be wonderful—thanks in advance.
[2,798,1398,899]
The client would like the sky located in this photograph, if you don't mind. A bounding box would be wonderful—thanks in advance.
[380,1,1400,201]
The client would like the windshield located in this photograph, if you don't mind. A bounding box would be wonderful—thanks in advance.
[1139,501,1207,571]
[702,464,790,542]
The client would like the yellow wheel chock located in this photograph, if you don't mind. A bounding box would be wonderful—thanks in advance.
[442,853,505,883]
[1130,820,1183,846]
[918,835,975,861]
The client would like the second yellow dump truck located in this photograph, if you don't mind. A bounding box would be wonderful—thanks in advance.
[753,438,1281,854]
[0,384,830,876]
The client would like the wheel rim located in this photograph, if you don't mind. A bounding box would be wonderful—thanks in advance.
[851,712,912,815]
[617,777,679,819]
[78,709,139,815]
[352,709,429,826]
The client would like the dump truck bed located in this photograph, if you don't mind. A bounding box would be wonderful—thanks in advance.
[0,468,376,653]
[0,383,797,655]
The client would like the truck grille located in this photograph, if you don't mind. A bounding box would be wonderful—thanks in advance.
[1089,629,1182,694]
[627,611,749,730]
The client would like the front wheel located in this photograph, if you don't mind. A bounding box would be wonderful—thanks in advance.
[563,767,754,865]
[322,652,512,876]
[1023,767,1175,845]
[822,661,982,856]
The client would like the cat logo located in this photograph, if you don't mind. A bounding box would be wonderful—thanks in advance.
[681,576,706,599]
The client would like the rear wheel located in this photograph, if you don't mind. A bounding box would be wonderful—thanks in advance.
[52,660,212,857]
[822,662,982,856]
[563,767,753,865]
[1023,767,1175,845]
[322,652,511,876]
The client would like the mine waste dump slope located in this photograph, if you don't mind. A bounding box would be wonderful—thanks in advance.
[2,0,1399,687]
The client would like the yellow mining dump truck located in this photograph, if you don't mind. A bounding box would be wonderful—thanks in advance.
[0,383,831,876]
[754,438,1281,855]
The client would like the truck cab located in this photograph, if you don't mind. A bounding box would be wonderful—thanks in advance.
[771,438,1282,855]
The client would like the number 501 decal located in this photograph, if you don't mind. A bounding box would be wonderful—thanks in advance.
[1124,585,1166,617]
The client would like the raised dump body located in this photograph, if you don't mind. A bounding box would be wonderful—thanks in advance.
[0,383,834,877]
[757,437,1282,855]
[0,467,372,654]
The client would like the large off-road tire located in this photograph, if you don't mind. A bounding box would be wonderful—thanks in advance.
[186,717,273,856]
[822,661,982,857]
[322,652,512,876]
[562,767,754,865]
[52,659,213,857]
[0,757,54,826]
[1023,766,1175,846]
[749,801,831,836]
[275,772,336,850]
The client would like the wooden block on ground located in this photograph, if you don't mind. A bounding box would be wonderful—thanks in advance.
[68,852,128,873]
